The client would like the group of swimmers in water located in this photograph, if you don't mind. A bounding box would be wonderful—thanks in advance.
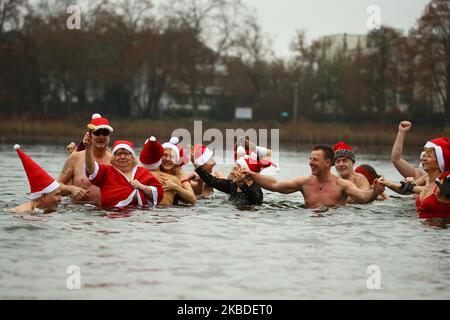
[10,114,450,219]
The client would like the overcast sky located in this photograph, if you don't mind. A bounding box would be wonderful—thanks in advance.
[242,0,431,57]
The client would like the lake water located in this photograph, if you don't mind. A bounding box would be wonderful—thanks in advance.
[0,143,449,299]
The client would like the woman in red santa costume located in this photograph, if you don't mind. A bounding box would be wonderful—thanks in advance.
[380,137,450,218]
[83,132,163,209]
[11,145,62,213]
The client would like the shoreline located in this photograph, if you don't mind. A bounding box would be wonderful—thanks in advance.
[0,118,444,148]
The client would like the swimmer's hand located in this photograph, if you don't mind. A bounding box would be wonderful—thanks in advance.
[436,177,450,199]
[372,178,385,195]
[130,180,146,191]
[158,177,181,192]
[188,145,199,168]
[69,186,90,200]
[398,121,412,132]
[67,142,76,155]
[82,131,93,147]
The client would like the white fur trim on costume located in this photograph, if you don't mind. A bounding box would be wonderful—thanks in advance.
[14,144,20,150]
[86,162,100,180]
[236,146,247,159]
[115,189,137,208]
[94,124,113,132]
[112,144,135,156]
[148,186,158,206]
[29,180,60,199]
[140,158,162,170]
[195,148,213,166]
[425,141,444,172]
[92,113,101,119]
[256,146,268,159]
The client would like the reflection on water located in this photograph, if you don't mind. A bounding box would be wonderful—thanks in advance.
[0,144,449,299]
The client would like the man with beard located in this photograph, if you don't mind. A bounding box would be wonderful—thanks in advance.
[243,145,384,208]
[57,113,113,205]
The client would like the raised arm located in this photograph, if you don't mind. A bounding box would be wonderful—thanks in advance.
[391,121,424,179]
[83,132,95,175]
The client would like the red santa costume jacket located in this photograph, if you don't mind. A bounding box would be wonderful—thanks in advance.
[87,162,163,209]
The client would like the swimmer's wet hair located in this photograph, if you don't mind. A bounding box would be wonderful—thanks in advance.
[312,145,334,163]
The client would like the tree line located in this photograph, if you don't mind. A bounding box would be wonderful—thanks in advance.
[0,0,449,126]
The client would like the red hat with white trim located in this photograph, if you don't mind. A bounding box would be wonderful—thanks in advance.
[112,140,135,156]
[194,144,214,166]
[424,137,450,172]
[177,143,189,166]
[236,155,278,173]
[90,113,113,132]
[139,136,163,169]
[14,144,60,199]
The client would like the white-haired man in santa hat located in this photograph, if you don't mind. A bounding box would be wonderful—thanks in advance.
[57,113,113,205]
[12,145,62,213]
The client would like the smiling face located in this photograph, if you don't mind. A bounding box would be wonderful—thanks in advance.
[335,157,354,178]
[111,148,134,171]
[161,148,177,171]
[309,150,331,176]
[421,147,439,172]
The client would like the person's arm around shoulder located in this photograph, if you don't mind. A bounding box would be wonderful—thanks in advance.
[340,178,384,204]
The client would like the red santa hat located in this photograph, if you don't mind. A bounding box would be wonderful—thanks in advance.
[90,113,113,132]
[424,137,450,172]
[112,140,135,156]
[14,144,60,199]
[162,137,188,165]
[236,155,278,173]
[193,144,214,166]
[333,141,355,163]
[139,136,164,169]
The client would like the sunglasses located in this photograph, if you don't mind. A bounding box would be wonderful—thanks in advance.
[93,129,110,136]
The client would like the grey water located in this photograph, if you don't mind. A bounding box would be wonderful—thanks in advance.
[0,143,449,299]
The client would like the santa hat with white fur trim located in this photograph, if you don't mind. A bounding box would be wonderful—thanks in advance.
[90,113,113,132]
[14,144,60,199]
[424,137,450,172]
[162,137,181,164]
[112,140,135,156]
[139,136,163,169]
[194,144,214,166]
[236,155,278,173]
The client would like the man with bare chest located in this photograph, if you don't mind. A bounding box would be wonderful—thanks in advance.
[58,114,113,204]
[244,145,384,208]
